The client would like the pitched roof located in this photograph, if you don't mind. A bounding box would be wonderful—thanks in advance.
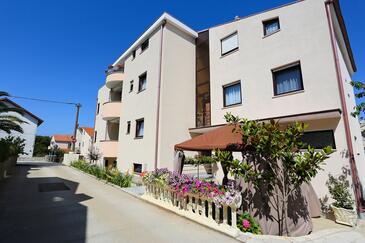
[0,98,44,126]
[53,134,73,143]
[80,127,94,137]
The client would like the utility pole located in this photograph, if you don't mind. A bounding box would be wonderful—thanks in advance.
[72,103,81,152]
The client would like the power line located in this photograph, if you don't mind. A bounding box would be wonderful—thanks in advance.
[9,95,80,106]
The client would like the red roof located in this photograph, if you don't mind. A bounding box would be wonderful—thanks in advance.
[81,127,94,137]
[53,134,73,143]
[175,124,244,151]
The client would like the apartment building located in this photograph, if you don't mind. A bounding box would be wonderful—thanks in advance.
[94,0,365,205]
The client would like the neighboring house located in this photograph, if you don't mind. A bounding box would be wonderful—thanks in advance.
[93,0,365,202]
[75,127,94,158]
[50,134,73,152]
[0,98,43,157]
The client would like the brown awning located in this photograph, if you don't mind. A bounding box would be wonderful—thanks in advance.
[175,124,243,151]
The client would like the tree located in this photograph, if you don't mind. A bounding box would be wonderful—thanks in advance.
[33,136,51,157]
[224,113,332,236]
[0,91,26,134]
[87,146,101,164]
[350,81,365,117]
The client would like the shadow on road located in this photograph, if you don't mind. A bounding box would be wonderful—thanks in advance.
[0,162,92,243]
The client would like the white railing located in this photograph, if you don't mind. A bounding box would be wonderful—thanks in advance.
[143,183,238,232]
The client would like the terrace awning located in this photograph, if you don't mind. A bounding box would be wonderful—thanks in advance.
[174,124,243,151]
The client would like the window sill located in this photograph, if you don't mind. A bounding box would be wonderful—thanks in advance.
[272,90,304,98]
[134,136,144,140]
[137,89,146,94]
[263,29,281,39]
[222,103,242,110]
[220,48,239,58]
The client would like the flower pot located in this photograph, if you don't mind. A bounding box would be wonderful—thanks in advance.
[331,204,357,227]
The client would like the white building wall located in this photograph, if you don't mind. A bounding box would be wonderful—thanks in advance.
[0,112,39,157]
[158,23,196,169]
[208,0,341,124]
[94,85,109,165]
[117,27,162,172]
[207,0,359,200]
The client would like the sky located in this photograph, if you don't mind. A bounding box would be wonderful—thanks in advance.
[0,0,364,136]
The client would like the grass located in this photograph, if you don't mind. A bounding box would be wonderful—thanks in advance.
[71,160,132,188]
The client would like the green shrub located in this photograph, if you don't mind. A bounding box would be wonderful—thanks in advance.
[71,160,132,188]
[326,173,354,210]
[237,211,261,234]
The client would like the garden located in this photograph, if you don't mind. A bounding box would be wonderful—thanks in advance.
[70,160,132,188]
[140,113,354,237]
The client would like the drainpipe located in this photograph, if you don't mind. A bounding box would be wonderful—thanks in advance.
[154,20,166,170]
[325,0,363,214]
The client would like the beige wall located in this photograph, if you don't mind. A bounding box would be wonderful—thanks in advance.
[158,23,196,169]
[94,85,110,166]
[208,0,341,125]
[117,22,196,172]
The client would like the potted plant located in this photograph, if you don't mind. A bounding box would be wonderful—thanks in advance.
[326,173,357,227]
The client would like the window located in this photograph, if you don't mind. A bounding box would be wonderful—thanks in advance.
[300,130,336,149]
[138,73,147,92]
[127,121,131,134]
[132,50,136,60]
[223,81,242,107]
[133,163,142,173]
[94,131,97,142]
[221,32,238,56]
[273,63,303,96]
[141,39,149,52]
[135,119,144,138]
[96,103,100,115]
[263,18,280,36]
[129,80,134,92]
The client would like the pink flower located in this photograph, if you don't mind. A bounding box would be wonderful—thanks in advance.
[242,219,251,229]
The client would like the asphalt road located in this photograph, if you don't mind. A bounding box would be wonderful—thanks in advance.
[0,162,237,243]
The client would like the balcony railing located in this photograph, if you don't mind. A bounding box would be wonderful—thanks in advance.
[101,101,121,121]
[99,140,118,158]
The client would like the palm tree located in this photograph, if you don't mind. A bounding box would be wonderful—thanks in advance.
[0,91,26,134]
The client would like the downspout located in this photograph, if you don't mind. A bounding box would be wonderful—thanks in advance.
[325,0,363,214]
[154,20,166,170]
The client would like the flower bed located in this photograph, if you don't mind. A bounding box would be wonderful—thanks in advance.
[71,160,132,188]
[141,168,260,234]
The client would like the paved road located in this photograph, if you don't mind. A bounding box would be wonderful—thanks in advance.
[0,162,237,243]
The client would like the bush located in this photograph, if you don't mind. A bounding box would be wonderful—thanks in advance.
[326,173,354,210]
[71,160,132,188]
[0,136,26,163]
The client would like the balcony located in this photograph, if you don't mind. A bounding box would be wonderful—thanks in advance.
[106,71,124,89]
[101,101,121,121]
[100,140,118,157]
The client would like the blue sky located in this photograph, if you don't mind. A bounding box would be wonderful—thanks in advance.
[0,0,364,136]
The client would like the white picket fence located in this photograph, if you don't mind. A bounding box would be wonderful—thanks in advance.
[143,183,239,235]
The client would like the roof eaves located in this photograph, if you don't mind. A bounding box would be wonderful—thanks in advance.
[112,12,198,66]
